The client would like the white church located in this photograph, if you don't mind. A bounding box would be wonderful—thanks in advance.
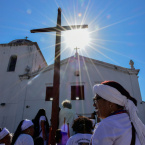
[0,38,145,132]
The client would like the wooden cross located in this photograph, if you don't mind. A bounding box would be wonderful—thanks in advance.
[30,7,88,145]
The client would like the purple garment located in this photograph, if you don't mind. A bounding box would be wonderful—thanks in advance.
[57,131,69,145]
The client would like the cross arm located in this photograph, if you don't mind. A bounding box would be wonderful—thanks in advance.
[30,24,88,33]
[31,27,60,33]
[61,24,88,31]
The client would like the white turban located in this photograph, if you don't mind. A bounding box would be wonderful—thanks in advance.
[0,128,10,140]
[93,84,145,145]
[21,119,33,131]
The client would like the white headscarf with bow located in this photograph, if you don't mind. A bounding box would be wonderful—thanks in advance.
[93,84,145,145]
[0,128,10,140]
[21,119,33,131]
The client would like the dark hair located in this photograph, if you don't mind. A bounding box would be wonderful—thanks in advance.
[11,120,24,145]
[34,109,46,119]
[55,129,62,143]
[101,81,137,106]
[33,109,49,132]
[0,128,3,143]
[34,137,44,145]
[72,116,93,133]
[55,129,68,143]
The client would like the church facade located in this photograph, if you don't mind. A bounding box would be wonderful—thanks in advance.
[0,39,145,132]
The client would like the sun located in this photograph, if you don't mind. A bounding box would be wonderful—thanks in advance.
[63,29,91,49]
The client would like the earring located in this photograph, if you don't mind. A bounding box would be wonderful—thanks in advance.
[110,105,114,114]
[111,110,115,114]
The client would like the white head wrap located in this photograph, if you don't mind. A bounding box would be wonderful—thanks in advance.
[0,128,10,140]
[21,119,33,131]
[93,84,145,145]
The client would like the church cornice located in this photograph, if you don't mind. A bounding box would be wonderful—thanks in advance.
[19,67,45,80]
[0,42,34,46]
[33,42,47,66]
[78,55,140,75]
[19,73,31,80]
[23,54,139,80]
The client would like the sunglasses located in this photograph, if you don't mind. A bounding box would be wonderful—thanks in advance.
[93,95,102,104]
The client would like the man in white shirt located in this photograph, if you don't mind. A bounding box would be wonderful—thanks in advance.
[59,100,78,136]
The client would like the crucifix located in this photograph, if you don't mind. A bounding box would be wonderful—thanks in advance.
[74,47,80,55]
[25,36,28,40]
[30,8,88,145]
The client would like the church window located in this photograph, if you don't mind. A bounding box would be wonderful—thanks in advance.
[71,85,84,100]
[7,55,17,72]
[45,87,53,101]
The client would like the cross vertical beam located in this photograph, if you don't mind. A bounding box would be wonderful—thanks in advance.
[30,7,88,145]
[50,8,61,145]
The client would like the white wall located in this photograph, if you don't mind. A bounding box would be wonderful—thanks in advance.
[0,43,144,132]
[22,55,145,126]
[0,43,47,132]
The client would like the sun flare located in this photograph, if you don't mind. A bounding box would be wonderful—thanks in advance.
[63,29,91,49]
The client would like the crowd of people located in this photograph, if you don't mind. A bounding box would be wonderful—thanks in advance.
[0,81,145,145]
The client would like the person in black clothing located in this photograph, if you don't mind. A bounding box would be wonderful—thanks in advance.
[34,137,44,145]
[32,109,49,145]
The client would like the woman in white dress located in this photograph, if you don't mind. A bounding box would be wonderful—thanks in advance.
[11,119,34,145]
[91,81,145,145]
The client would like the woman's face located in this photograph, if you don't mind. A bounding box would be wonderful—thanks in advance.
[0,134,12,145]
[25,126,34,137]
[93,94,111,119]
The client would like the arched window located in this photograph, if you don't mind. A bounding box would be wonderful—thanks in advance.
[7,55,17,72]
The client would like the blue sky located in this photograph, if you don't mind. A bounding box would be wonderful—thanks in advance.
[0,0,145,100]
